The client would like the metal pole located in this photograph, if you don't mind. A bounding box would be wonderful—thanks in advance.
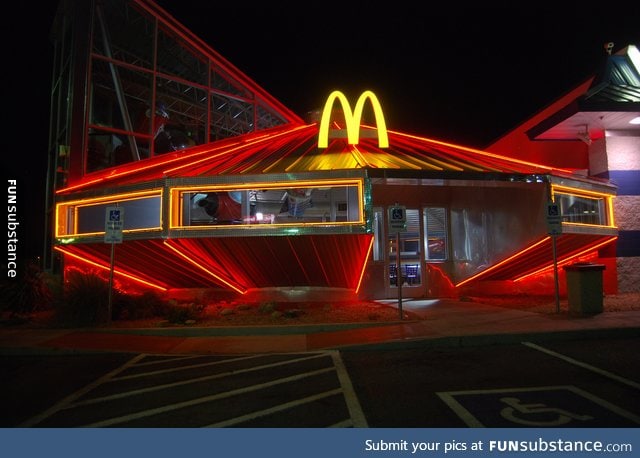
[108,242,115,323]
[552,234,560,313]
[397,232,403,320]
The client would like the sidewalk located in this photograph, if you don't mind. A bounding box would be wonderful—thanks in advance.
[1,299,639,355]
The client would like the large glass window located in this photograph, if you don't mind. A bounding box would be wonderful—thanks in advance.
[388,209,421,287]
[555,191,608,226]
[424,207,448,260]
[372,208,385,261]
[172,181,363,228]
[56,191,163,237]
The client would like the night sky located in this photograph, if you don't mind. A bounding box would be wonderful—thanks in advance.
[6,1,640,265]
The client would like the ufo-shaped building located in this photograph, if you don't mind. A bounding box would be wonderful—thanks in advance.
[46,0,638,304]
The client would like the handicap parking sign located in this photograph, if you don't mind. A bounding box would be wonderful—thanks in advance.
[109,209,121,221]
[104,206,125,243]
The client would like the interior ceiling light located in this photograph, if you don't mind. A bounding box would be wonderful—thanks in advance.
[630,116,640,125]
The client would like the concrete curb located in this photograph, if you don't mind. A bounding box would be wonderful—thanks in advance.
[333,326,640,352]
[91,320,409,337]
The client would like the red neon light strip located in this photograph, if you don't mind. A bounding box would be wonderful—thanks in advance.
[161,125,313,175]
[54,246,168,291]
[355,236,374,294]
[162,240,247,294]
[455,236,551,287]
[391,130,575,175]
[309,236,330,285]
[57,125,313,194]
[286,237,311,284]
[514,237,617,282]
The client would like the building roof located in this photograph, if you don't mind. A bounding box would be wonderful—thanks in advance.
[58,121,584,196]
[526,44,640,142]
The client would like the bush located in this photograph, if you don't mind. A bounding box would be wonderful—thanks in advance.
[0,261,53,318]
[258,301,277,314]
[165,302,205,324]
[113,290,168,321]
[55,269,112,326]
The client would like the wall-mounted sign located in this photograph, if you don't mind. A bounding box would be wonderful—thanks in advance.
[318,90,389,148]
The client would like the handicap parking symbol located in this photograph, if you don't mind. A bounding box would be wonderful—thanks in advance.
[437,385,640,427]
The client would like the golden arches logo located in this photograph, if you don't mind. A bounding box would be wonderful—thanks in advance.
[318,90,389,148]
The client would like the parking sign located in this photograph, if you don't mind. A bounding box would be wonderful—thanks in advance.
[388,205,407,234]
[104,206,125,243]
[546,202,562,235]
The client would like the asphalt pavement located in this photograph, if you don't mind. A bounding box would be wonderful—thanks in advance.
[1,298,639,355]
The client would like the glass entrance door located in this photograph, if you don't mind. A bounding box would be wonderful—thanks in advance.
[387,208,423,295]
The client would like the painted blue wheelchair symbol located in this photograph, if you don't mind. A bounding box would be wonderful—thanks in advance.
[109,210,121,222]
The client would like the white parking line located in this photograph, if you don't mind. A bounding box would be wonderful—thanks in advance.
[330,350,369,427]
[19,353,145,427]
[82,367,336,427]
[205,388,344,427]
[20,350,367,428]
[523,342,640,390]
[110,354,263,381]
[70,353,329,407]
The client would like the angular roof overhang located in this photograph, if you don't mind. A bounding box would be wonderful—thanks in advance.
[457,233,617,286]
[57,122,590,197]
[526,44,640,142]
[56,234,375,292]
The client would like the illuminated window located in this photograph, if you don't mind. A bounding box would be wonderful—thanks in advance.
[555,192,607,226]
[56,191,162,237]
[424,207,448,261]
[172,181,364,228]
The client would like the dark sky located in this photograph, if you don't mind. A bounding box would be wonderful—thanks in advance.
[7,1,640,264]
[154,1,639,146]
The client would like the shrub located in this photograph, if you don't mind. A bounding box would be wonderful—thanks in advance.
[0,261,53,318]
[258,301,277,314]
[55,269,112,326]
[113,290,168,321]
[165,302,205,324]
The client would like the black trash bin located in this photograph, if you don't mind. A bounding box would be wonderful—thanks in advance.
[563,262,606,315]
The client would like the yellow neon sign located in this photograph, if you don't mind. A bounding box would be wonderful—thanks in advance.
[318,90,389,148]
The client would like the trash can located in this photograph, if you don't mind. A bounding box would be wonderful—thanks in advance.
[563,262,606,315]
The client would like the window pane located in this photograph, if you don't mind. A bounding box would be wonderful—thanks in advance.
[556,193,606,225]
[58,195,162,236]
[424,207,447,260]
[178,184,362,227]
[373,209,384,261]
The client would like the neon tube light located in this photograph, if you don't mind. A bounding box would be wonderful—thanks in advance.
[393,130,575,174]
[54,246,168,291]
[455,237,550,287]
[318,90,389,148]
[162,125,313,175]
[55,190,163,237]
[169,178,364,229]
[551,184,616,199]
[355,236,375,294]
[163,241,247,294]
[56,125,313,194]
[514,237,617,282]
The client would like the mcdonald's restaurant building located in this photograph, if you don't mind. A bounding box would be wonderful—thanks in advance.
[46,0,639,305]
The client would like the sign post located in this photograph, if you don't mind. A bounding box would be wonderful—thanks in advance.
[388,204,407,319]
[546,202,562,313]
[105,206,124,323]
